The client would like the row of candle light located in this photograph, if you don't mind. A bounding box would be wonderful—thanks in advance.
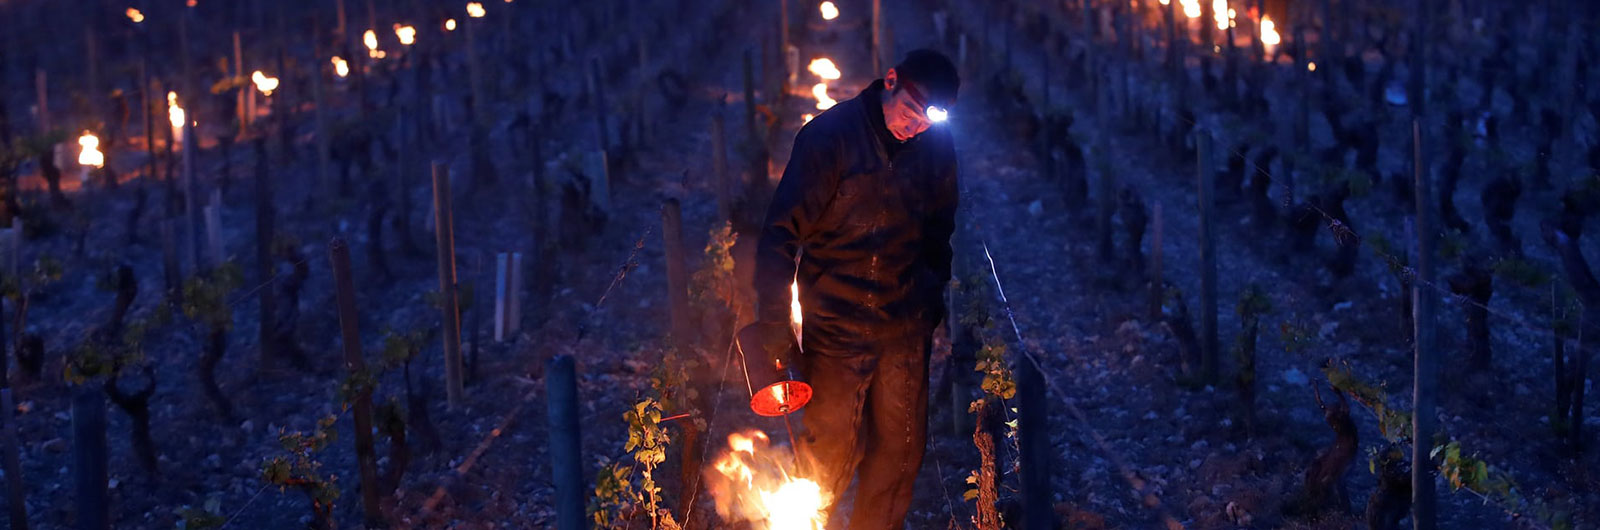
[1159,0,1284,59]
[801,2,843,124]
[106,0,462,167]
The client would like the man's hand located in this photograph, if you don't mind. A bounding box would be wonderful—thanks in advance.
[740,321,797,365]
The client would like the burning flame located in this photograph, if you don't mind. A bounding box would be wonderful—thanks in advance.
[251,71,279,97]
[125,7,144,23]
[466,2,486,18]
[1213,0,1230,30]
[445,18,458,31]
[789,280,804,348]
[1180,0,1200,19]
[707,431,828,529]
[802,113,814,124]
[1260,15,1281,46]
[1307,61,1317,72]
[363,29,386,59]
[812,83,835,110]
[1159,0,1169,4]
[331,56,350,77]
[395,24,417,45]
[77,132,104,168]
[166,91,186,142]
[819,1,839,20]
[806,58,841,80]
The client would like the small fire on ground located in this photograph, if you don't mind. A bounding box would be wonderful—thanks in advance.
[706,430,828,529]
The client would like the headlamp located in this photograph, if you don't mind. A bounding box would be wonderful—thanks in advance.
[926,105,949,123]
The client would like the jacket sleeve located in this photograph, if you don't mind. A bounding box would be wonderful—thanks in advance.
[755,125,841,326]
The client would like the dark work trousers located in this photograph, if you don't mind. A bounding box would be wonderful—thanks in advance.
[797,330,932,529]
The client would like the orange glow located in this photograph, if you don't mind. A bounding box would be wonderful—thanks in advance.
[1260,15,1281,46]
[802,113,814,124]
[77,132,104,168]
[466,2,486,18]
[789,279,804,349]
[125,8,144,23]
[708,430,829,529]
[806,58,841,80]
[1180,0,1200,18]
[1308,61,1317,72]
[251,71,279,97]
[819,1,839,20]
[395,24,417,45]
[1213,0,1230,30]
[812,83,836,110]
[331,56,350,77]
[363,29,385,59]
[166,92,186,142]
[445,18,458,31]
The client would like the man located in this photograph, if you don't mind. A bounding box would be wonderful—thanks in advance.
[750,49,959,528]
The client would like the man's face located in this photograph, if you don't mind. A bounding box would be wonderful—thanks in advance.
[883,69,937,142]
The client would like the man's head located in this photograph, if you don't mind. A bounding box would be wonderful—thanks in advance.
[881,49,959,141]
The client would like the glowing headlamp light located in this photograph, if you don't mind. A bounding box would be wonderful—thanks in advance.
[926,105,949,123]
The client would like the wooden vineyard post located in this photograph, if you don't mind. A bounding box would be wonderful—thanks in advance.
[182,120,200,274]
[254,138,277,367]
[1095,143,1114,263]
[712,111,730,223]
[1081,0,1098,108]
[589,58,610,153]
[509,254,523,335]
[34,70,46,135]
[85,25,99,133]
[743,49,757,145]
[466,11,496,188]
[741,50,769,213]
[135,60,155,244]
[70,387,108,530]
[0,221,20,281]
[780,0,792,93]
[233,31,246,137]
[204,190,223,269]
[1016,358,1053,529]
[467,256,482,382]
[1320,0,1335,68]
[1,388,28,530]
[493,252,524,342]
[312,15,332,207]
[1168,0,1185,95]
[1409,0,1436,523]
[1411,119,1437,530]
[160,219,179,302]
[1197,131,1218,383]
[547,355,583,530]
[432,163,465,407]
[871,0,882,74]
[1149,201,1164,320]
[329,238,383,527]
[661,198,692,346]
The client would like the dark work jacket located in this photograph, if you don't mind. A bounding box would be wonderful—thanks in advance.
[755,80,960,355]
